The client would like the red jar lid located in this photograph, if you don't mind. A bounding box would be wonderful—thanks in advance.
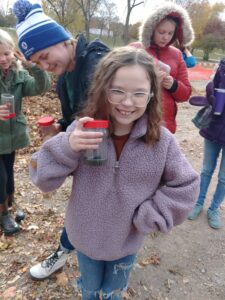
[84,120,109,128]
[37,116,55,127]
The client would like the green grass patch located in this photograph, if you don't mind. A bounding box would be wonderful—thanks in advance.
[89,34,125,48]
[194,48,225,62]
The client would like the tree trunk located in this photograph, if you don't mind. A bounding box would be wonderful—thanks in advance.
[123,9,131,45]
[203,50,209,61]
[85,17,90,42]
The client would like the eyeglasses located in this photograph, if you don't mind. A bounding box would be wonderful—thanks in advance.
[107,89,153,108]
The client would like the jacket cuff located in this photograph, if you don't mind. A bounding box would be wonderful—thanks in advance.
[166,79,178,93]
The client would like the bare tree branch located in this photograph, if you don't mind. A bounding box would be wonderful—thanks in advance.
[74,0,103,41]
[123,0,144,44]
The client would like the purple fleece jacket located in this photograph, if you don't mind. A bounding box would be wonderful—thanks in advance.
[30,116,199,261]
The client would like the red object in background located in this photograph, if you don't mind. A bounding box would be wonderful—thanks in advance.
[37,116,55,127]
[188,64,215,81]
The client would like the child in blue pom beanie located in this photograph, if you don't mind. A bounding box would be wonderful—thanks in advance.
[13,0,110,280]
[13,0,71,62]
[0,28,50,235]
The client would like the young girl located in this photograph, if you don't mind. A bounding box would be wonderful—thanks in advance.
[0,29,50,235]
[133,2,193,133]
[29,47,199,299]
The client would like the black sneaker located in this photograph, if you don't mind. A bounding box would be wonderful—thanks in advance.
[15,208,25,222]
[1,212,20,236]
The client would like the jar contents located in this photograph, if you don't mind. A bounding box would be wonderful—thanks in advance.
[1,94,16,119]
[83,120,109,166]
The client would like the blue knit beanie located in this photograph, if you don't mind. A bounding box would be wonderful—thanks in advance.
[13,0,71,59]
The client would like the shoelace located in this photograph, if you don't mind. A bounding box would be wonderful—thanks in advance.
[210,211,219,219]
[42,252,60,269]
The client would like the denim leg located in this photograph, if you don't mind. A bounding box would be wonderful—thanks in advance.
[209,145,225,211]
[197,139,221,206]
[60,227,75,251]
[76,251,104,300]
[102,254,136,300]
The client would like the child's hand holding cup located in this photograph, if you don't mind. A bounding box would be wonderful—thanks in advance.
[0,94,16,120]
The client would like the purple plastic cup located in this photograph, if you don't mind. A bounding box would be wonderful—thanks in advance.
[214,88,225,115]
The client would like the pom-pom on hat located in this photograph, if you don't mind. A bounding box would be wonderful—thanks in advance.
[13,0,71,59]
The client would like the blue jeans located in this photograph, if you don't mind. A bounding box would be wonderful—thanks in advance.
[197,138,225,210]
[60,227,75,251]
[76,251,136,300]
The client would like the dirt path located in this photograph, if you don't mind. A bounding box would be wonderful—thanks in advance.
[129,102,225,300]
[1,94,225,300]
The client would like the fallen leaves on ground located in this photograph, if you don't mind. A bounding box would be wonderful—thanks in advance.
[138,253,161,267]
[0,88,79,299]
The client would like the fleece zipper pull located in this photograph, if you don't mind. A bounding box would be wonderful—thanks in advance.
[114,161,120,174]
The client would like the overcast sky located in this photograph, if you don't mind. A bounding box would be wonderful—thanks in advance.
[114,0,225,24]
[4,0,225,24]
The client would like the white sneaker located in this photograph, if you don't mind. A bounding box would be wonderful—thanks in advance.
[29,248,70,280]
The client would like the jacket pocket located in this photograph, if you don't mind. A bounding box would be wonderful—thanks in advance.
[13,115,29,140]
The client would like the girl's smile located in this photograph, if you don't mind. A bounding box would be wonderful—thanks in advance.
[30,42,75,75]
[116,108,135,116]
[0,44,14,71]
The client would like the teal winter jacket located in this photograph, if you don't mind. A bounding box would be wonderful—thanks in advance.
[0,65,50,154]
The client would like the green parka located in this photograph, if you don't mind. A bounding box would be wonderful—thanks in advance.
[0,65,50,154]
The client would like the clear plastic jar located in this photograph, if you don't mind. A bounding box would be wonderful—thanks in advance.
[83,120,109,166]
[1,93,16,119]
[37,116,55,140]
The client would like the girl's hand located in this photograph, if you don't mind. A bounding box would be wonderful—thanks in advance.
[158,70,168,83]
[69,117,103,153]
[0,104,10,120]
[14,50,25,61]
[14,50,35,68]
[161,75,174,89]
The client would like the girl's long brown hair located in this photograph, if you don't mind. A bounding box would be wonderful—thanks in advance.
[80,46,162,144]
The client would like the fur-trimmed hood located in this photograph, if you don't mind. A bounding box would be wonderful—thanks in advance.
[139,2,194,48]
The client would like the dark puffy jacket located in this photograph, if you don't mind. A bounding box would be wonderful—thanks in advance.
[56,34,110,131]
[200,58,225,145]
